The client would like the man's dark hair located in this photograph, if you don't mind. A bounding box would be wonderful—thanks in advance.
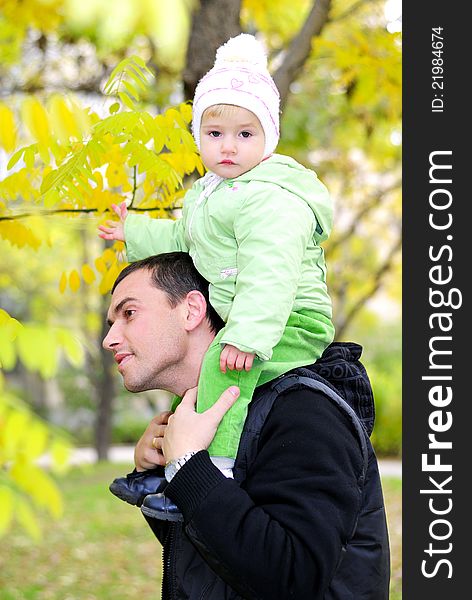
[112,252,224,333]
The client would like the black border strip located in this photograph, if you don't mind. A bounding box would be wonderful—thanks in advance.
[403,4,467,597]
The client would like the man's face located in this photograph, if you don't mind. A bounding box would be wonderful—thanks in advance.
[102,269,187,393]
[199,106,265,179]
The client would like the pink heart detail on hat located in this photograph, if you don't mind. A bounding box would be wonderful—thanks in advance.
[248,74,260,84]
[231,78,244,88]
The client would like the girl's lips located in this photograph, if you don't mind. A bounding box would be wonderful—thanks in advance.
[220,160,235,165]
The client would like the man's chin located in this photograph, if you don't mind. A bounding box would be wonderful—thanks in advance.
[123,380,143,393]
[123,377,153,394]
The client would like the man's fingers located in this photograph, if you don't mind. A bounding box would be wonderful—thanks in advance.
[152,411,172,425]
[206,386,240,423]
[179,386,198,408]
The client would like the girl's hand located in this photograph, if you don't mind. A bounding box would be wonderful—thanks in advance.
[98,201,128,242]
[220,344,255,373]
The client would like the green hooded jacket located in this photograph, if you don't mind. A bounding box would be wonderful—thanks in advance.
[125,154,333,360]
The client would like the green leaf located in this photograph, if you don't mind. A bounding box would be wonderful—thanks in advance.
[40,147,86,194]
[118,92,136,110]
[122,79,140,101]
[6,147,25,170]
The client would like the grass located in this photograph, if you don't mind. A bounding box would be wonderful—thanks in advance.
[0,462,402,599]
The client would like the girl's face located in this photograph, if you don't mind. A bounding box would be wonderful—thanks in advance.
[199,106,265,179]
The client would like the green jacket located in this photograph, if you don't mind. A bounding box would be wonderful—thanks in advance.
[125,154,333,360]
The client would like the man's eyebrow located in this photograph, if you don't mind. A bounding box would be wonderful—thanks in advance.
[106,296,140,326]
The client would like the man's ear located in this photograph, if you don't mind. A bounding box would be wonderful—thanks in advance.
[183,290,208,331]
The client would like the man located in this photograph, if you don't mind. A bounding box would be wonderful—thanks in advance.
[103,252,390,599]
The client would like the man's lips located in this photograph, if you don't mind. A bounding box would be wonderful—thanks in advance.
[114,352,133,370]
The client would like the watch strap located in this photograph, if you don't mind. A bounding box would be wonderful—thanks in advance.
[165,451,197,482]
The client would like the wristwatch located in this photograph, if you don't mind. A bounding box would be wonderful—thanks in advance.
[165,451,197,482]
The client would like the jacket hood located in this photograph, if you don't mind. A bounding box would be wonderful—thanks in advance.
[235,154,332,242]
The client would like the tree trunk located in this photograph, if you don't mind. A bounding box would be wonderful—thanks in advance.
[94,297,116,461]
[183,0,242,99]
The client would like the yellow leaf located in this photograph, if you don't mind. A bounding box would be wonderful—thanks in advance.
[99,260,122,295]
[22,421,48,460]
[0,486,14,536]
[16,325,58,378]
[59,271,67,293]
[56,329,84,367]
[48,94,80,145]
[178,102,193,124]
[3,410,29,459]
[81,264,96,284]
[0,309,21,339]
[69,269,81,292]
[43,188,61,208]
[0,311,21,370]
[17,498,41,541]
[102,248,117,264]
[0,220,41,250]
[50,439,72,474]
[0,103,17,152]
[12,463,64,518]
[68,97,91,139]
[95,256,107,273]
[21,97,50,150]
[0,338,16,370]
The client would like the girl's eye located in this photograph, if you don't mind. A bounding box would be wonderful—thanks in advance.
[240,131,252,138]
[209,131,221,138]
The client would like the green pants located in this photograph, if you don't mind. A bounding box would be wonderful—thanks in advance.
[173,309,334,459]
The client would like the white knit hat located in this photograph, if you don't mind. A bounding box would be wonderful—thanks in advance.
[192,34,280,157]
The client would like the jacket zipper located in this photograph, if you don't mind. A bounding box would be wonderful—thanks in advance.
[187,174,225,246]
[187,190,204,246]
[162,524,177,599]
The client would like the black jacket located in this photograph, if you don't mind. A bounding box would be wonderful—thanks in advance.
[145,343,390,599]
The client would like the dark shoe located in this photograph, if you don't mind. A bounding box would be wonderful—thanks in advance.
[109,469,166,507]
[141,492,183,522]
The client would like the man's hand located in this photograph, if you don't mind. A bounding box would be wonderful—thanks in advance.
[98,201,128,242]
[163,386,240,463]
[134,410,172,471]
[220,344,255,373]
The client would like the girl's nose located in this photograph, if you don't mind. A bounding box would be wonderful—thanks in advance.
[221,137,236,154]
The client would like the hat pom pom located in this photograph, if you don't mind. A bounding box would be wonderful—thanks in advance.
[215,33,268,68]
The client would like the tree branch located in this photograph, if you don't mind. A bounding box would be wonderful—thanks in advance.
[335,232,402,338]
[335,0,379,22]
[329,180,401,252]
[273,0,332,109]
[0,205,178,221]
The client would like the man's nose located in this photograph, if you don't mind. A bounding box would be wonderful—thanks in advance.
[102,323,119,351]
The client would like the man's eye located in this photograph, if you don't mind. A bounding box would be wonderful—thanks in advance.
[240,131,252,138]
[124,309,135,318]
